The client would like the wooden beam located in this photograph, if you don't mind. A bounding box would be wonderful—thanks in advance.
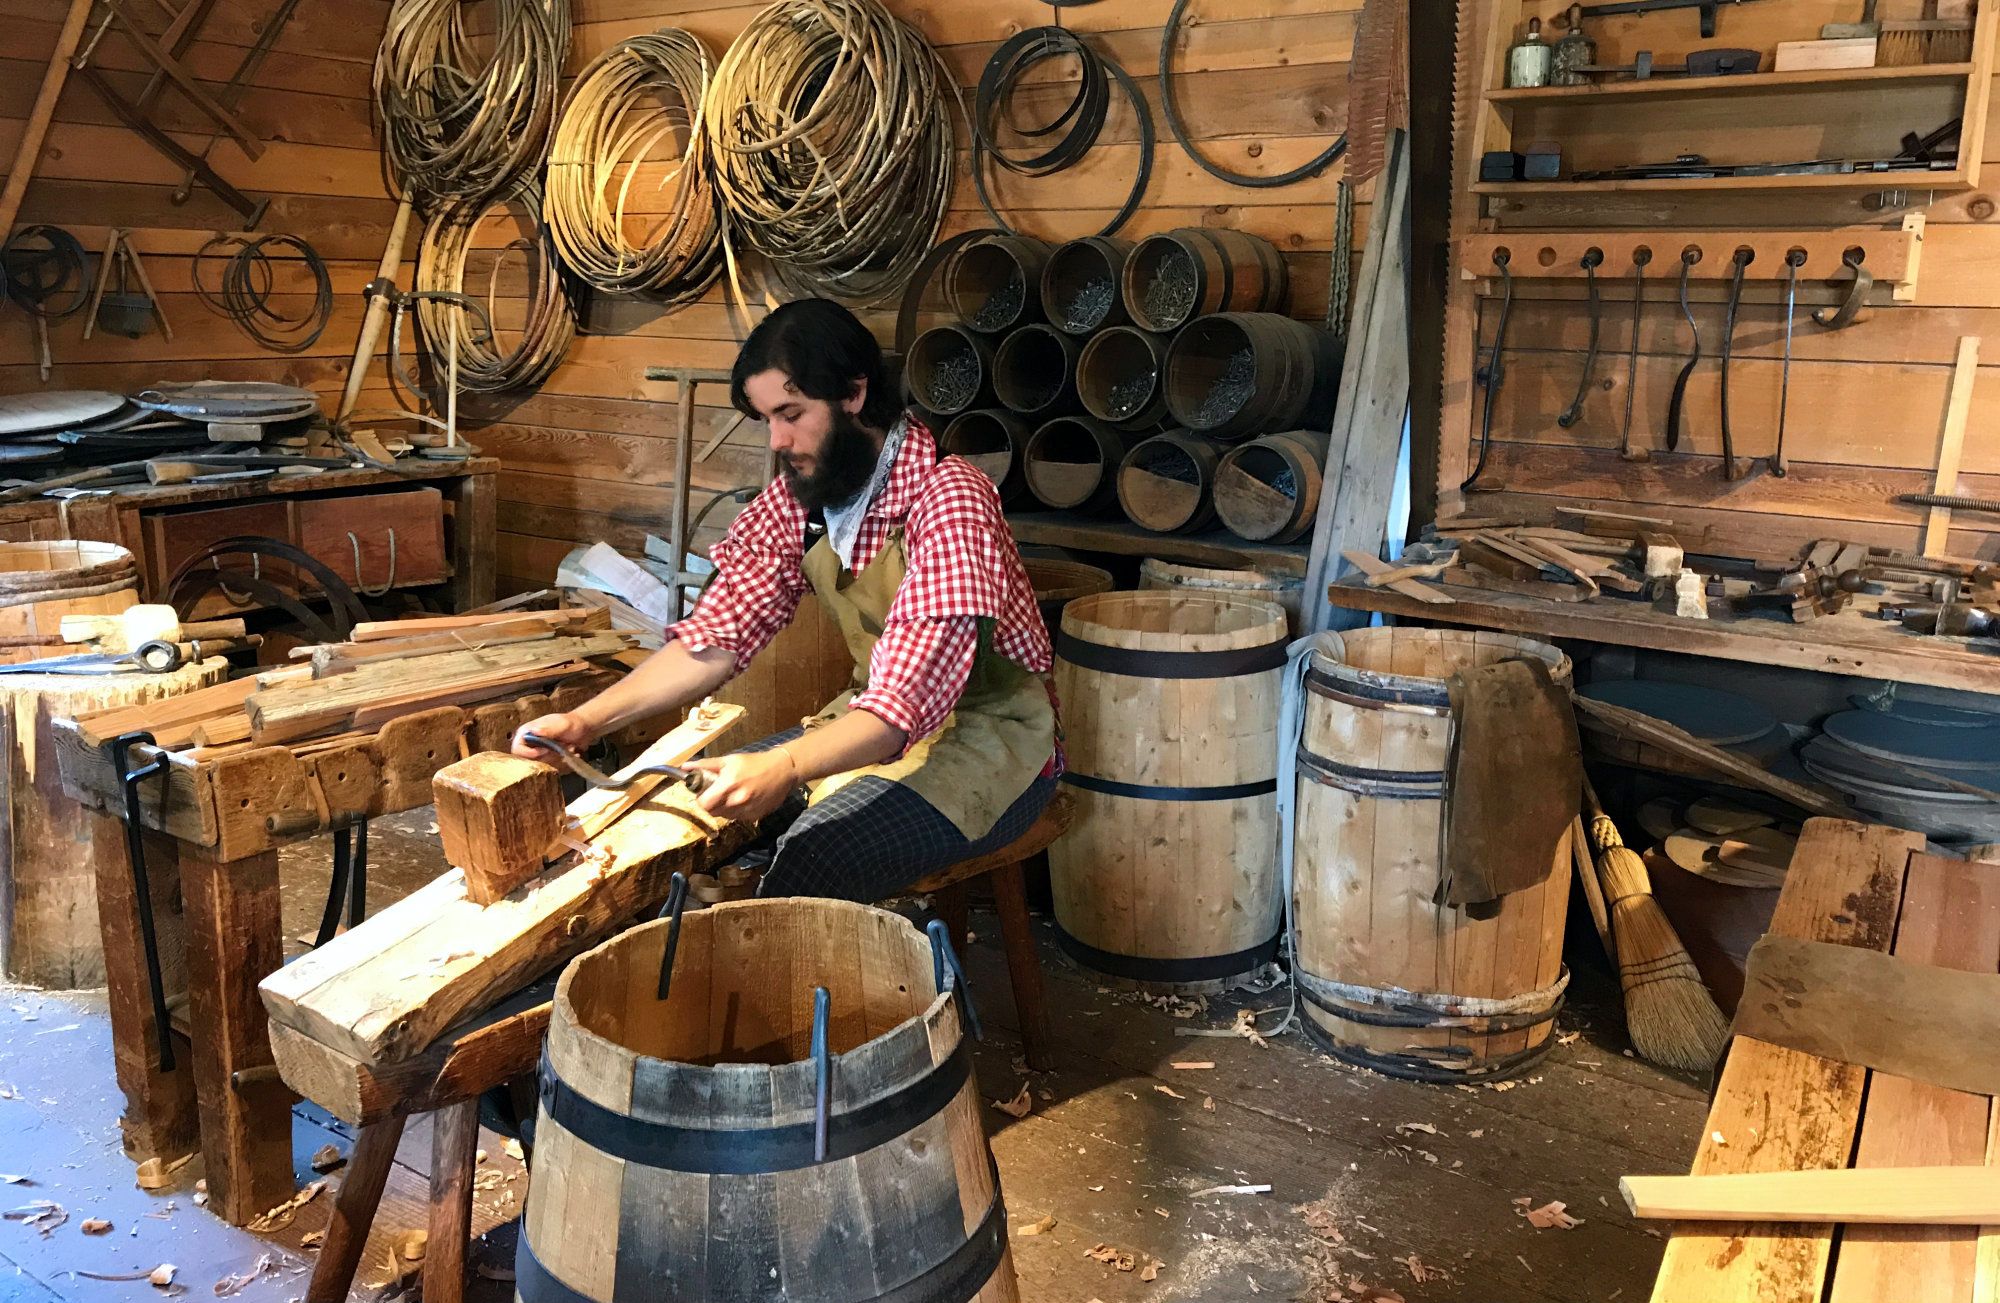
[0,0,94,237]
[1924,337,1980,558]
[258,705,748,1065]
[1625,1169,2000,1226]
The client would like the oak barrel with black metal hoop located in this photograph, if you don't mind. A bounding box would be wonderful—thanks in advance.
[1051,592,1287,993]
[1293,628,1573,1082]
[1137,558,1304,637]
[518,897,1016,1302]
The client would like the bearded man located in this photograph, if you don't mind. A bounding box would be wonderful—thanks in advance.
[514,297,1058,900]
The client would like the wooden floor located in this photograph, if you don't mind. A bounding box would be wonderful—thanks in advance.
[1,813,1708,1303]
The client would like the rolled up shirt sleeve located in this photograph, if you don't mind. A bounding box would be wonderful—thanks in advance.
[663,487,807,674]
[851,616,981,745]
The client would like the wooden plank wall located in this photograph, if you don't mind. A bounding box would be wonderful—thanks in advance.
[475,0,1361,596]
[1440,0,2000,565]
[0,0,395,405]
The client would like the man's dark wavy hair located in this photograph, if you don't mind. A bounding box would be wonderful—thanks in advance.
[729,297,901,431]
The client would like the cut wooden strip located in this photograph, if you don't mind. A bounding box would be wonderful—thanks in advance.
[1339,549,1453,604]
[346,610,601,642]
[74,674,263,747]
[258,705,747,1065]
[1624,1168,2000,1225]
[1924,337,1980,559]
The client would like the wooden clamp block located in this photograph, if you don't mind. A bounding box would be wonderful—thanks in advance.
[434,753,564,905]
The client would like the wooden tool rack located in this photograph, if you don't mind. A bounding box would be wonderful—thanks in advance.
[50,668,618,1228]
[1645,819,1998,1302]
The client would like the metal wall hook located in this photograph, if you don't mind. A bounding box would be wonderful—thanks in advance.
[1557,250,1604,428]
[655,872,690,1000]
[926,918,984,1041]
[1813,248,1873,330]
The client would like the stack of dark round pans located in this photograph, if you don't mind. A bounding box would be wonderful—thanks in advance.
[1801,698,2000,843]
[0,388,214,474]
[901,228,1343,545]
[1577,679,1795,770]
[134,381,322,449]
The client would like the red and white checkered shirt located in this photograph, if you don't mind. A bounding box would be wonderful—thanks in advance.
[667,417,1056,758]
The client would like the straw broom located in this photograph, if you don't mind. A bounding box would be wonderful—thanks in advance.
[1581,780,1729,1072]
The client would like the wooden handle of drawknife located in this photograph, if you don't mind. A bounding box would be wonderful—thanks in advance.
[334,194,418,424]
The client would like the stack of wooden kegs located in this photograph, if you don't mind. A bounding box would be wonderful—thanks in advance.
[904,231,1341,546]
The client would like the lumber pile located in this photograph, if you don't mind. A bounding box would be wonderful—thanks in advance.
[70,607,629,755]
[260,703,749,1067]
[1389,521,1674,605]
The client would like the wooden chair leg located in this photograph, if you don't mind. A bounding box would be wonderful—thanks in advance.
[425,1099,481,1303]
[932,880,970,953]
[990,860,1053,1071]
[307,1116,406,1303]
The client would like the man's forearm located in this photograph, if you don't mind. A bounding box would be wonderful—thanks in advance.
[573,640,737,736]
[777,708,906,783]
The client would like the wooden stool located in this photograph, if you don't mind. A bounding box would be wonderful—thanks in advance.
[904,788,1072,1072]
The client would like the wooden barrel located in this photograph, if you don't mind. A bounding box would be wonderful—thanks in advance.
[0,541,141,664]
[1122,229,1287,333]
[1138,558,1304,637]
[949,235,1051,334]
[1117,430,1224,535]
[1076,325,1171,432]
[939,409,1032,506]
[1021,555,1113,637]
[1293,628,1573,1082]
[0,658,228,988]
[1051,592,1287,992]
[991,324,1082,421]
[906,324,996,417]
[1041,236,1133,335]
[1214,429,1329,543]
[711,593,856,741]
[1164,312,1342,441]
[1024,415,1133,515]
[521,897,1016,1302]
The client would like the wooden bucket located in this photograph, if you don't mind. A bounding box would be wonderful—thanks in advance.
[948,234,1051,334]
[991,324,1082,422]
[1021,556,1112,637]
[1117,430,1224,535]
[1122,229,1287,332]
[1075,325,1172,432]
[1292,627,1573,1082]
[1164,312,1342,441]
[521,897,1016,1302]
[1214,430,1329,543]
[906,325,996,417]
[1041,236,1133,335]
[939,409,1033,506]
[1023,415,1133,515]
[0,541,140,664]
[1138,558,1304,637]
[1051,592,1288,992]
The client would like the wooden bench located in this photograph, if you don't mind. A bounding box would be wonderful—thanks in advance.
[297,788,1072,1302]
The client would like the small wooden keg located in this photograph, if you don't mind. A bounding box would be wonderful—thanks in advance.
[1020,556,1112,639]
[520,897,1016,1303]
[1051,592,1288,993]
[0,540,141,664]
[1138,558,1304,637]
[1292,628,1573,1082]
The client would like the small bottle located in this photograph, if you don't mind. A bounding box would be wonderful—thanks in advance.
[1552,6,1595,86]
[1507,16,1554,88]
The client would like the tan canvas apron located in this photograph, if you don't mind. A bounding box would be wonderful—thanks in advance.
[798,527,1054,841]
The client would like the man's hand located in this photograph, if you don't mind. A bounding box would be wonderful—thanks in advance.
[512,712,596,761]
[691,747,800,824]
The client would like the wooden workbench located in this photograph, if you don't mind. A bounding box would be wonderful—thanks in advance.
[1323,575,2000,696]
[53,669,616,1227]
[0,458,498,613]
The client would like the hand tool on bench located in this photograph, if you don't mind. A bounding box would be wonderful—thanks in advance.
[1558,247,1605,429]
[1717,246,1753,481]
[1619,247,1653,462]
[1572,47,1760,80]
[517,732,713,796]
[106,732,178,1073]
[1665,246,1702,454]
[1575,0,1766,39]
[171,0,304,206]
[1771,247,1806,477]
[1462,248,1513,494]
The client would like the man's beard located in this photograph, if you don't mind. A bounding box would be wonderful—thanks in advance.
[781,410,881,511]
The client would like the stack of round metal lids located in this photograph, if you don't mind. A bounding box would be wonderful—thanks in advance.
[1578,679,1791,764]
[134,381,320,424]
[1803,699,2000,842]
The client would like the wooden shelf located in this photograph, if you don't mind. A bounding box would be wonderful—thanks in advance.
[1473,167,1966,196]
[1323,576,2000,697]
[1487,62,1974,105]
[1007,513,1308,577]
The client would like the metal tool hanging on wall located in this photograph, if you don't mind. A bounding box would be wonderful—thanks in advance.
[1462,249,1514,493]
[1619,247,1653,462]
[1559,247,1604,429]
[1716,246,1753,481]
[82,229,171,342]
[2,226,91,381]
[1814,247,1873,330]
[1665,246,1703,454]
[1574,0,1768,39]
